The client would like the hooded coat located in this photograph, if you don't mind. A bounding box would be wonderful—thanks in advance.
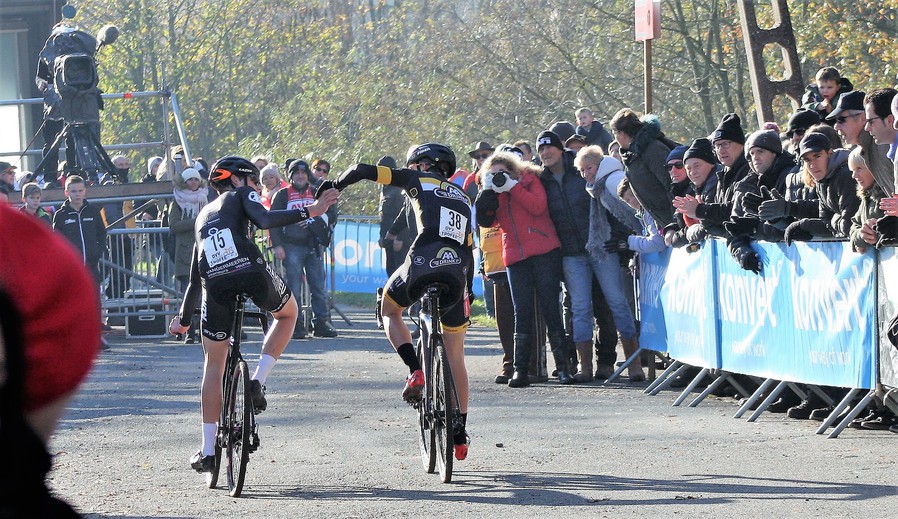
[619,115,677,228]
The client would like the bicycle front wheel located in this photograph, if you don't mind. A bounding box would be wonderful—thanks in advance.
[432,335,454,483]
[225,359,253,497]
[417,339,436,474]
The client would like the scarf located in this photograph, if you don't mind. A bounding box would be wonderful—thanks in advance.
[173,187,208,218]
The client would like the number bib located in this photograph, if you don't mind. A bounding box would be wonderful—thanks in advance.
[439,207,467,245]
[204,228,239,267]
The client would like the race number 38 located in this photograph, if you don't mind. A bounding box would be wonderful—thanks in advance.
[439,207,467,245]
[204,227,238,267]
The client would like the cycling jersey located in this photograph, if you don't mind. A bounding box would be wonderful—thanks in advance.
[177,186,314,339]
[335,164,474,328]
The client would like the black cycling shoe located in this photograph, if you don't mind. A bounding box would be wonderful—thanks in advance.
[190,450,215,473]
[249,379,267,414]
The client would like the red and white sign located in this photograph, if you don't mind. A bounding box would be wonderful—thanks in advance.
[635,0,661,41]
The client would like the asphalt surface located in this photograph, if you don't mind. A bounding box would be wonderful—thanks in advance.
[49,307,897,518]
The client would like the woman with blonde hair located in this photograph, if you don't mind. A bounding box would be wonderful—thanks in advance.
[474,151,568,387]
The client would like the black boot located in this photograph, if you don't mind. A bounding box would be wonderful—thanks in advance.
[508,333,531,388]
[548,332,574,385]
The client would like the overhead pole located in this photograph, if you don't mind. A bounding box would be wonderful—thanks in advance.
[736,0,805,127]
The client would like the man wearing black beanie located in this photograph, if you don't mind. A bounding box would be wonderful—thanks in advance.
[674,113,751,238]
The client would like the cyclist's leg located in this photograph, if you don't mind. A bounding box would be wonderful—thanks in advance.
[441,329,468,414]
[197,291,231,460]
[252,265,299,384]
[381,294,412,354]
[263,294,298,363]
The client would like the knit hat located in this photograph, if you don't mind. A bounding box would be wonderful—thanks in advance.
[549,121,577,142]
[180,168,202,182]
[744,129,782,156]
[536,130,564,151]
[798,132,832,158]
[376,155,397,168]
[683,138,718,165]
[665,145,689,163]
[709,113,745,144]
[826,90,865,120]
[786,109,821,136]
[495,143,524,160]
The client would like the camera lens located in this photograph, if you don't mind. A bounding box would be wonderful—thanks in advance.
[492,171,507,187]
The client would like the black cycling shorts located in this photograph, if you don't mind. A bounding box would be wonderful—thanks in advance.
[383,240,472,330]
[201,263,291,341]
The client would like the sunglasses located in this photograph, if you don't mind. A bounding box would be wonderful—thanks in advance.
[834,113,862,124]
[786,128,807,139]
[473,153,491,160]
[665,161,684,171]
[314,166,330,173]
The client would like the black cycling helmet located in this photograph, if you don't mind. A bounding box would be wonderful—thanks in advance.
[208,156,259,189]
[406,143,456,177]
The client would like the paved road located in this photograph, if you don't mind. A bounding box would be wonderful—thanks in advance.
[49,308,896,518]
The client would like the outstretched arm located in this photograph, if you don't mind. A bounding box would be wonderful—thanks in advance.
[243,187,339,229]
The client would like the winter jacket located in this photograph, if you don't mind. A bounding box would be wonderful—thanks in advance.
[538,151,591,256]
[168,200,198,278]
[52,199,107,267]
[849,183,886,252]
[814,149,860,237]
[575,121,614,152]
[619,116,677,228]
[695,154,751,236]
[269,183,336,249]
[584,156,640,261]
[475,173,561,267]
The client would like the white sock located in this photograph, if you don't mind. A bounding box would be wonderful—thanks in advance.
[201,423,217,456]
[253,354,277,385]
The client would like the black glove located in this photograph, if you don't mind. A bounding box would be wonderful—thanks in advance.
[784,218,829,245]
[741,191,764,216]
[723,216,759,237]
[315,180,339,199]
[735,247,761,274]
[603,239,629,254]
[757,186,790,221]
[875,215,898,239]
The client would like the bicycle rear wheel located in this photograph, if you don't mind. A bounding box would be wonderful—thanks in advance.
[432,335,454,483]
[226,359,253,497]
[416,339,436,474]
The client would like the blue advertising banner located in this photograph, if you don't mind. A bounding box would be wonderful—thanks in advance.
[637,248,671,353]
[716,241,875,388]
[330,221,483,296]
[659,242,719,369]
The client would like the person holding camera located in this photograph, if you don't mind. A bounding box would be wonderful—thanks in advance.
[475,150,567,388]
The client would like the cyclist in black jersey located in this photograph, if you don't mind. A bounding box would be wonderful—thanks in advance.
[317,143,474,460]
[169,156,338,473]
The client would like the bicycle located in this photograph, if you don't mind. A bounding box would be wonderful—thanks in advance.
[205,294,269,497]
[408,283,464,483]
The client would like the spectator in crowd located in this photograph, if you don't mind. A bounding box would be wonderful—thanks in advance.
[167,167,208,342]
[251,155,269,171]
[377,156,409,277]
[671,138,720,246]
[676,113,750,238]
[448,167,469,186]
[610,109,677,228]
[575,107,614,152]
[464,141,496,318]
[99,155,135,305]
[784,108,821,156]
[19,183,52,224]
[52,175,107,283]
[270,160,339,339]
[608,140,623,162]
[259,163,286,210]
[615,177,667,254]
[662,145,695,248]
[0,162,16,200]
[513,140,534,162]
[549,121,577,143]
[827,90,894,195]
[847,147,887,253]
[536,130,595,384]
[105,154,132,184]
[783,132,859,244]
[311,159,331,184]
[564,134,588,153]
[0,203,101,516]
[802,66,853,122]
[143,156,162,183]
[156,145,188,182]
[574,145,642,382]
[475,150,566,387]
[726,129,796,271]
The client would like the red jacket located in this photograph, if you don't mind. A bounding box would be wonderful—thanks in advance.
[492,173,560,266]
